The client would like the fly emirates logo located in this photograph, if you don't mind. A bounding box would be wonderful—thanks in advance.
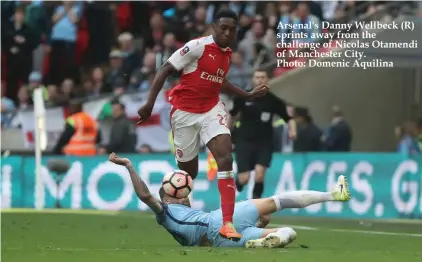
[200,68,225,84]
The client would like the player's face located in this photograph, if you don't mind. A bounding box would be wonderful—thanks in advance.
[253,71,269,86]
[212,18,237,48]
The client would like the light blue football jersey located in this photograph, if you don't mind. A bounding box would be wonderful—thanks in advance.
[156,204,211,246]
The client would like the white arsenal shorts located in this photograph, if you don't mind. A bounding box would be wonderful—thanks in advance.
[170,102,230,162]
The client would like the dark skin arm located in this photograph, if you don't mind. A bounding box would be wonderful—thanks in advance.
[108,153,163,214]
[137,62,176,123]
[137,63,269,122]
[221,79,269,100]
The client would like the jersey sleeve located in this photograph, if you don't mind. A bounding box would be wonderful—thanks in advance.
[167,40,204,71]
[270,93,291,121]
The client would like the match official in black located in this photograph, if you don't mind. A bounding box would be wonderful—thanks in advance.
[230,69,296,199]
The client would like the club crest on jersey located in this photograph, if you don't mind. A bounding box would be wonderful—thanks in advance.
[180,46,190,56]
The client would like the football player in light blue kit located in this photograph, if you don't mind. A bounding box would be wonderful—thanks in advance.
[109,153,351,248]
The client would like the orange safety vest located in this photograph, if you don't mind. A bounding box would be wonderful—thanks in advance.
[63,112,98,156]
[207,152,218,181]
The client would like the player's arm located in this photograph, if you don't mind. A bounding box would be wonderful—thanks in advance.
[221,79,269,100]
[221,79,250,99]
[108,153,163,214]
[138,40,204,122]
[147,40,203,106]
[270,93,297,139]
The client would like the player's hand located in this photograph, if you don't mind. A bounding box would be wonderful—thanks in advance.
[137,103,154,124]
[247,84,269,100]
[109,152,131,166]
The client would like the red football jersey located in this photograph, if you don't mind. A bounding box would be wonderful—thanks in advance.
[167,35,232,114]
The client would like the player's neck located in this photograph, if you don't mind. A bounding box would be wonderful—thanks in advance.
[211,35,229,51]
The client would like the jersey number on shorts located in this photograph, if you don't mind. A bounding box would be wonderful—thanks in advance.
[217,114,228,128]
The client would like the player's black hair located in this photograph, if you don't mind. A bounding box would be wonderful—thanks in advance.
[214,9,238,23]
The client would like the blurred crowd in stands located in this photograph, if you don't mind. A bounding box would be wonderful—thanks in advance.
[1,1,421,154]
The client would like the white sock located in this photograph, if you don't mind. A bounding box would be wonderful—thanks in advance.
[271,190,334,211]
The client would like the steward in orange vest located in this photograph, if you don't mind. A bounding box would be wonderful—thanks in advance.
[53,102,100,156]
[207,152,218,181]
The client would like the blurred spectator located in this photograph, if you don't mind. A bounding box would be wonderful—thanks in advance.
[118,32,142,76]
[61,78,75,101]
[237,14,252,41]
[323,106,352,152]
[305,1,324,21]
[395,121,420,155]
[53,101,101,156]
[113,77,127,96]
[138,144,153,154]
[16,1,49,37]
[164,1,194,43]
[293,107,323,152]
[27,72,48,101]
[278,1,293,18]
[81,79,94,98]
[228,2,256,17]
[314,1,340,21]
[129,52,157,92]
[98,100,136,154]
[17,86,32,109]
[266,2,279,29]
[157,32,177,66]
[49,1,83,85]
[144,12,166,52]
[279,2,320,44]
[91,67,108,94]
[139,72,157,92]
[106,50,127,89]
[191,6,207,39]
[238,18,275,66]
[19,1,50,72]
[46,84,68,106]
[1,83,16,128]
[3,6,38,102]
[227,52,252,90]
[252,42,272,69]
[85,2,113,65]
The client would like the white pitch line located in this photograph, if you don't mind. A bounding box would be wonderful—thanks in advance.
[269,224,319,230]
[5,247,146,252]
[269,224,422,238]
[331,229,422,238]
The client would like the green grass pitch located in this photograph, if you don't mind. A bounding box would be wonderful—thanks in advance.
[2,209,422,262]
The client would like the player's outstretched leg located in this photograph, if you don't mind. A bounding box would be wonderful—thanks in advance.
[251,175,351,224]
[246,227,297,248]
[270,175,350,210]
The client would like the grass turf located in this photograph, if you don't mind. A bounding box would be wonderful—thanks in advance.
[2,209,422,262]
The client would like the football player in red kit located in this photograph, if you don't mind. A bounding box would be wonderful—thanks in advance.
[137,9,269,241]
